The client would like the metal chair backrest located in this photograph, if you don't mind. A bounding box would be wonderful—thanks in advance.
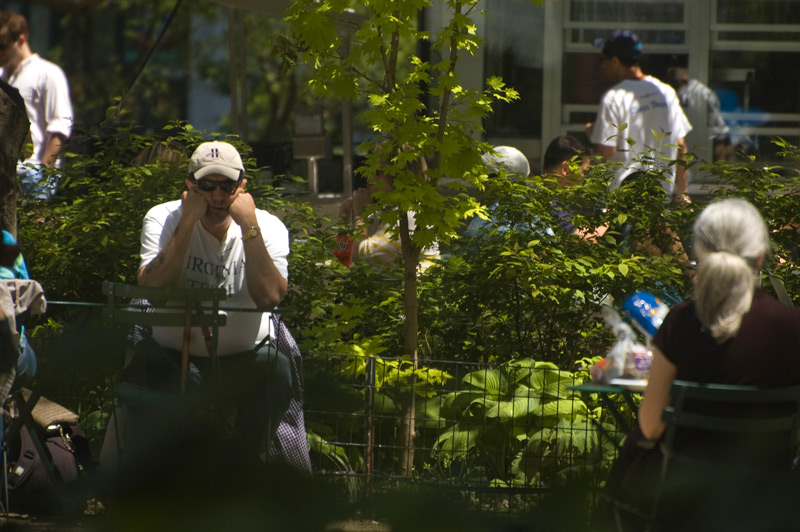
[662,379,800,450]
[652,379,800,526]
[102,281,227,395]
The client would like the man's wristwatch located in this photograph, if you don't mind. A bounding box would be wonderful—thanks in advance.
[242,225,261,242]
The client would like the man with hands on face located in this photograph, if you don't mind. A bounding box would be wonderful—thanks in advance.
[138,140,292,460]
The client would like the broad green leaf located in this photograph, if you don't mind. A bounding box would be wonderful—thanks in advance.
[535,398,588,418]
[416,397,448,429]
[553,416,598,455]
[439,390,487,419]
[484,391,541,420]
[529,367,574,393]
[463,368,507,394]
[432,424,482,460]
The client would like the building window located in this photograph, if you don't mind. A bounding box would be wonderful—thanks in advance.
[710,0,800,162]
[482,0,545,138]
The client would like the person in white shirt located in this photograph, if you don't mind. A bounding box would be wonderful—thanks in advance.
[586,30,692,200]
[0,11,72,200]
[139,141,293,461]
[670,66,735,163]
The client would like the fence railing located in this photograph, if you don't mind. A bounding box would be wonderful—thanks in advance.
[302,352,632,512]
[33,303,633,514]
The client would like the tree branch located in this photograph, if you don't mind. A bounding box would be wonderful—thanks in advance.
[387,11,400,91]
[432,2,463,169]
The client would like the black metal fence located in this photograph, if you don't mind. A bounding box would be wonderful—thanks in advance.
[302,352,633,513]
[26,305,634,518]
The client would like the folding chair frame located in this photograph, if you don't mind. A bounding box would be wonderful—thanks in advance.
[100,281,227,468]
[651,380,800,527]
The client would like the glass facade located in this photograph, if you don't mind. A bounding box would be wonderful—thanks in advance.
[481,0,545,137]
[710,0,800,162]
[717,0,800,24]
[457,0,800,170]
[569,1,684,24]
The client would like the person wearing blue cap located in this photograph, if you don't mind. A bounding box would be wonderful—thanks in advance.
[586,30,692,200]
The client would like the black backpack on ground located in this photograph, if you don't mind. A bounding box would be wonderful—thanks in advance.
[5,406,94,515]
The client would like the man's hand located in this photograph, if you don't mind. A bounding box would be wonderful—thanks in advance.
[228,188,288,307]
[351,187,373,219]
[181,188,209,224]
[674,193,692,206]
[228,190,258,229]
[339,196,354,223]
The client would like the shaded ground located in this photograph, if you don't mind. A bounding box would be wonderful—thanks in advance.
[1,515,92,531]
[1,516,390,531]
[326,520,389,531]
[1,423,596,532]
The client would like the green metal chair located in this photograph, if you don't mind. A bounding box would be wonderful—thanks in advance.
[99,281,227,469]
[648,380,800,530]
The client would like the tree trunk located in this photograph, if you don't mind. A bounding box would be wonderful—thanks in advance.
[0,87,29,238]
[397,211,420,477]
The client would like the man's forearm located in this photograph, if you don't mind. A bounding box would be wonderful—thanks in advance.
[673,138,689,197]
[41,133,66,167]
[138,220,194,287]
[594,143,616,161]
[243,233,287,308]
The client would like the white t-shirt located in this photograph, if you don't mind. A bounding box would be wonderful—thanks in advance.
[678,78,729,145]
[140,200,290,356]
[0,54,73,173]
[591,75,692,195]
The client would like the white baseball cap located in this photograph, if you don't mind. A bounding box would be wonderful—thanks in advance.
[188,141,245,181]
[482,146,530,179]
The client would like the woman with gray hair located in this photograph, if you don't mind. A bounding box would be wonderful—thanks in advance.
[602,198,800,530]
[638,197,800,438]
[692,198,770,343]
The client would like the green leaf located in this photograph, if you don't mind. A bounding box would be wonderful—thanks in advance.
[484,391,542,420]
[432,424,482,461]
[535,398,588,418]
[463,368,508,394]
[416,397,448,429]
[529,366,574,394]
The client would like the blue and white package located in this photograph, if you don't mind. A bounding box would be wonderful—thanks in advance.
[599,304,652,381]
[622,292,669,339]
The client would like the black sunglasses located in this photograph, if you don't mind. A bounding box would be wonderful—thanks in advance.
[193,178,242,194]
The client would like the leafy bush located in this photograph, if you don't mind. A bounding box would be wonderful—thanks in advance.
[424,358,620,487]
[18,120,260,301]
[295,139,800,489]
[15,115,800,495]
[300,162,694,368]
